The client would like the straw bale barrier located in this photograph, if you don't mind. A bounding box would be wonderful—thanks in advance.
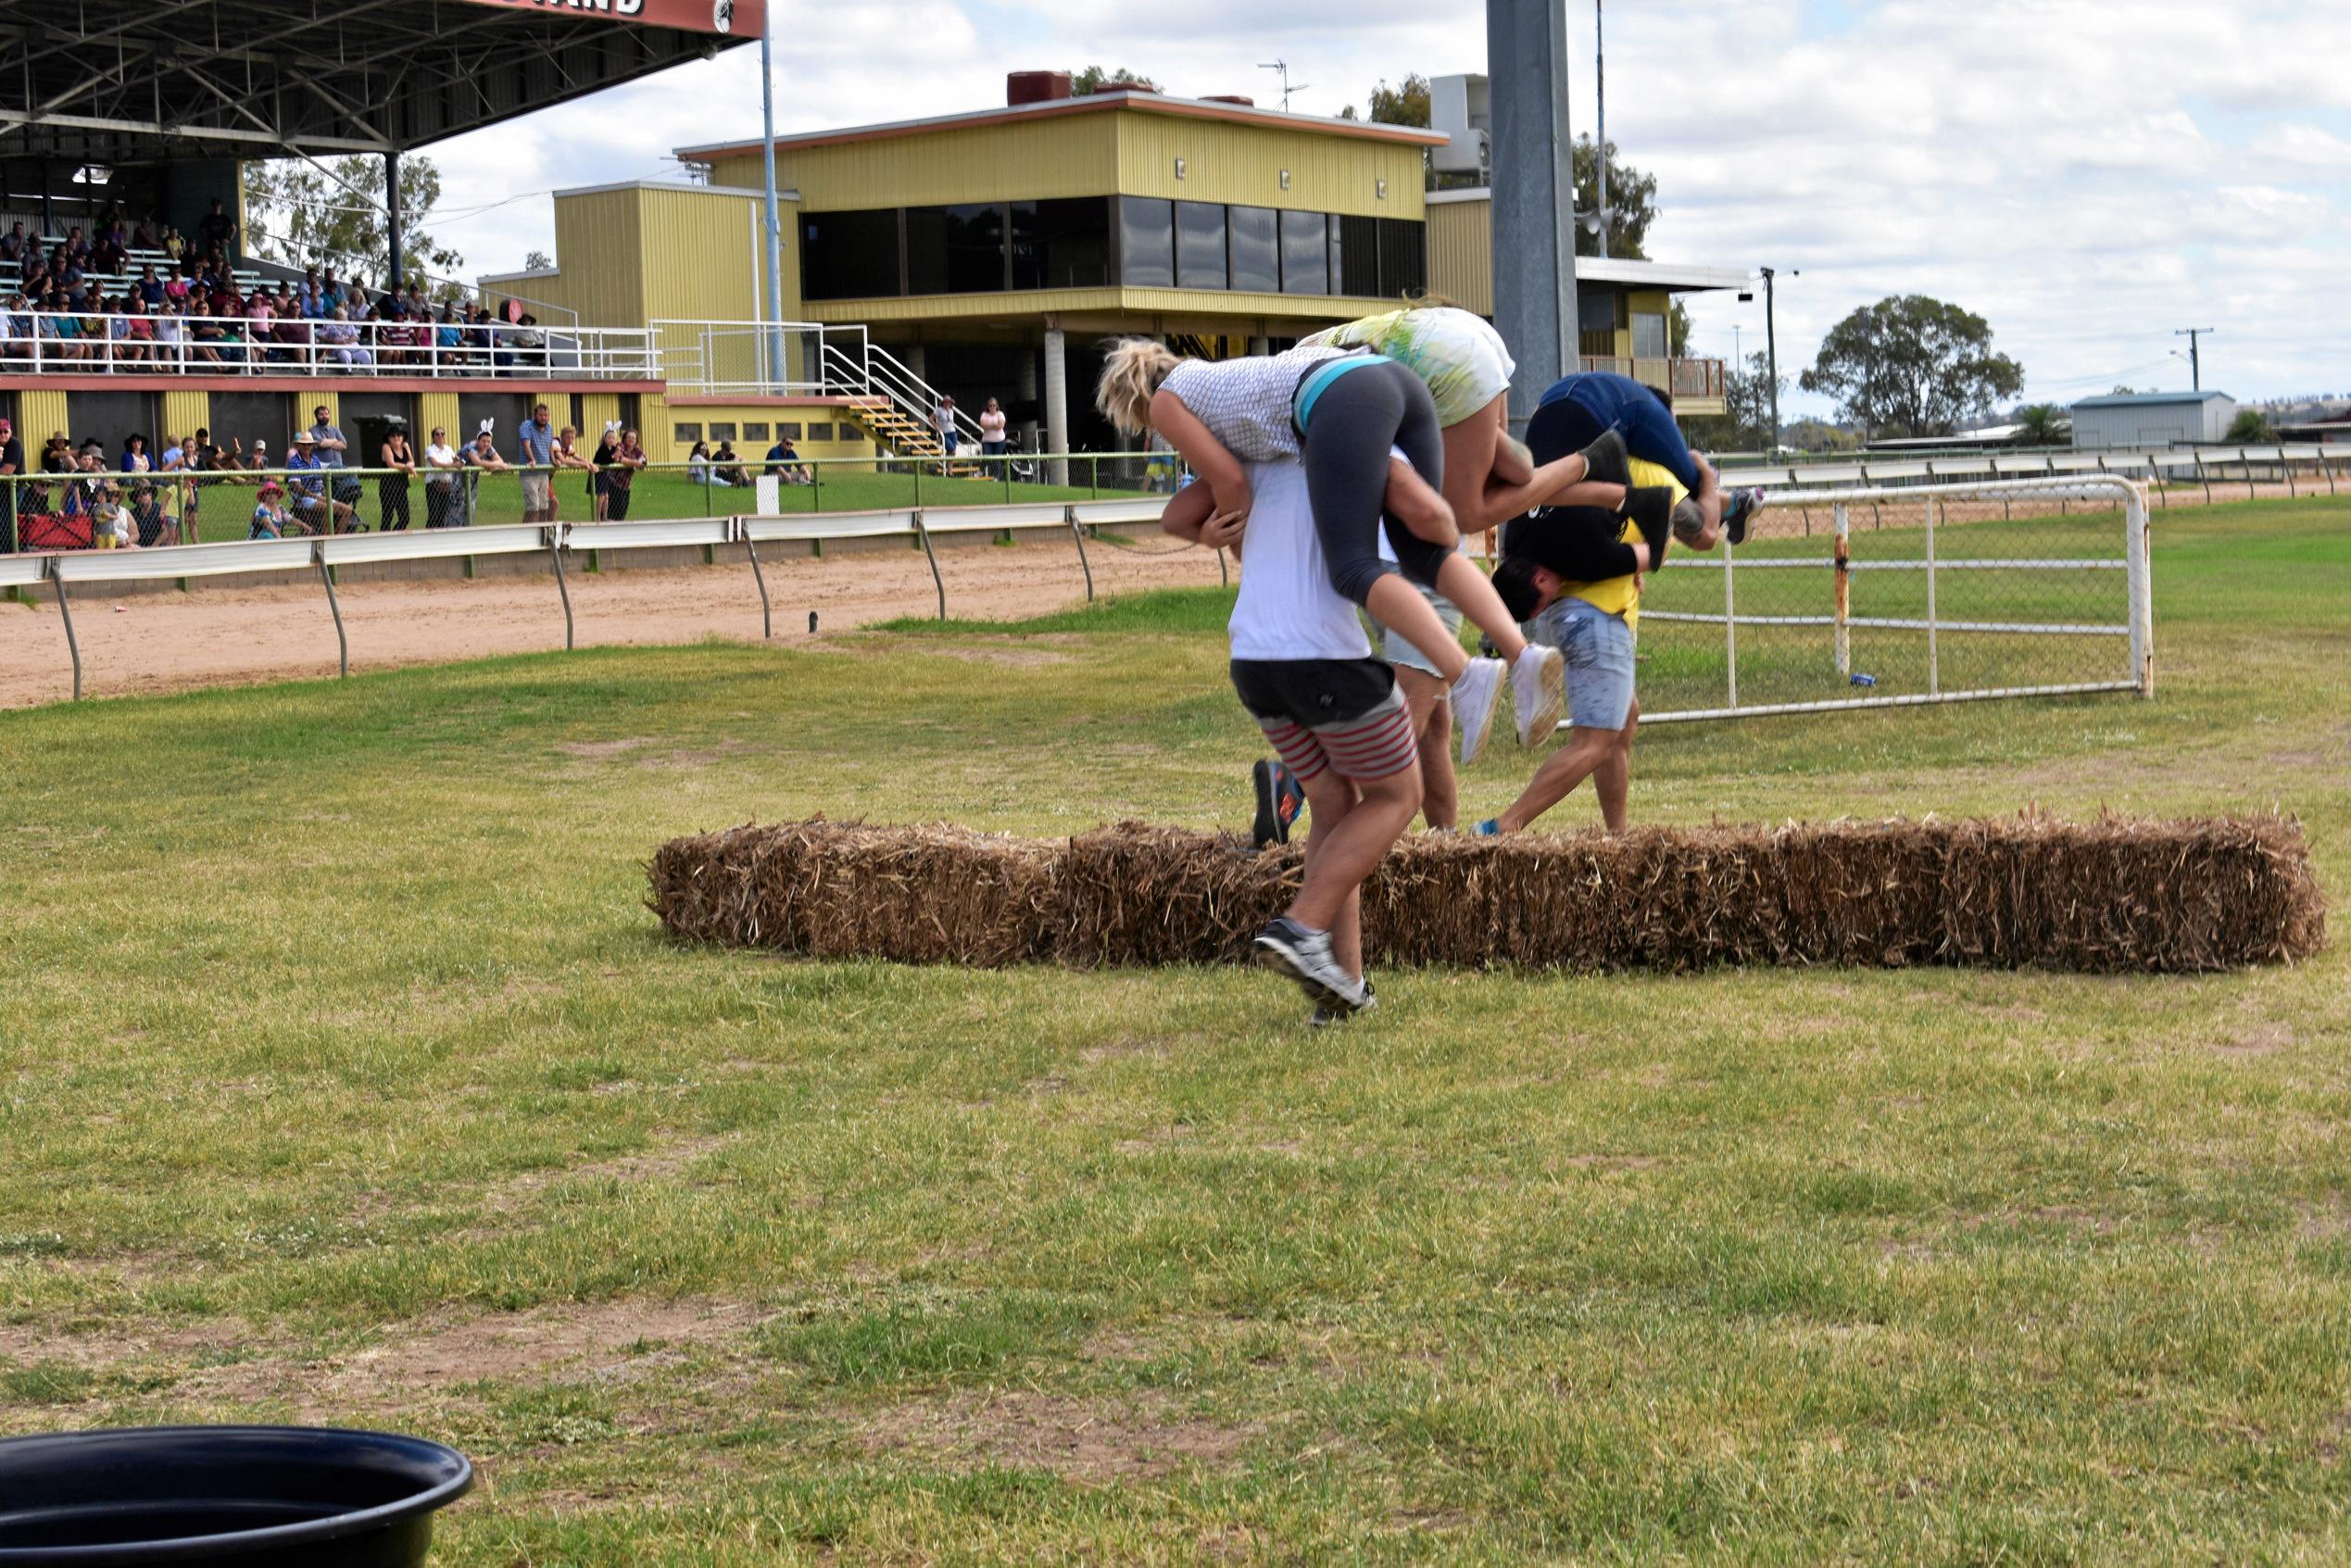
[648,815,2324,975]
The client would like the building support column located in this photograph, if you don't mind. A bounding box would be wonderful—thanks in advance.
[1486,0,1579,430]
[1013,339,1040,451]
[1042,319,1069,487]
[384,149,405,290]
[902,345,926,380]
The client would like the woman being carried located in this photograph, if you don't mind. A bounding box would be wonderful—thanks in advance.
[1098,340,1626,756]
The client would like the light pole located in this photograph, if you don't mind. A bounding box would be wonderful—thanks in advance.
[2174,327,2214,392]
[1593,0,1607,259]
[760,6,786,388]
[1760,267,1796,452]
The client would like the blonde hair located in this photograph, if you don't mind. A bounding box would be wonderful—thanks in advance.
[1095,337,1183,436]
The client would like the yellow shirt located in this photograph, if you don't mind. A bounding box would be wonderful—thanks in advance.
[1558,457,1689,628]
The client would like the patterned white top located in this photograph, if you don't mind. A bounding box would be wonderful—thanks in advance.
[1161,344,1353,462]
[1301,306,1515,427]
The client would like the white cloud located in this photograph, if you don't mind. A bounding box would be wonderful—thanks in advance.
[415,0,2351,408]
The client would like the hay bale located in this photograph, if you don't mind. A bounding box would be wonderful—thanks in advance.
[649,814,2325,975]
[647,819,1059,967]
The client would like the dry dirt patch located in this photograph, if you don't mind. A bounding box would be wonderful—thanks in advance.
[856,1387,1255,1482]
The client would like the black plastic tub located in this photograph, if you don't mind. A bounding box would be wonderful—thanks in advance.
[0,1426,471,1567]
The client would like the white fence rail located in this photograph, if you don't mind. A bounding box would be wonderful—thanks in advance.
[1725,444,2343,506]
[0,309,658,380]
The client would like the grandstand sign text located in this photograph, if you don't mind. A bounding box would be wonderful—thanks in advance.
[456,0,764,37]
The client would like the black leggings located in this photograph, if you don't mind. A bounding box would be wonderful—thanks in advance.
[1300,358,1452,605]
[380,476,410,531]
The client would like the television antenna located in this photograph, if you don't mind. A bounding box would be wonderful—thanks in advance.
[1257,60,1308,112]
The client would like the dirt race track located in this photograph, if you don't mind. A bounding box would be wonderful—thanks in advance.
[0,536,1230,709]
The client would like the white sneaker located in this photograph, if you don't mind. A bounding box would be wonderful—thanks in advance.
[1513,644,1565,747]
[1254,918,1368,1012]
[1452,657,1506,766]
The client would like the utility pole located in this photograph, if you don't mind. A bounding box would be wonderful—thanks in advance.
[1486,0,1578,430]
[2174,327,2214,392]
[760,5,786,389]
[1256,60,1307,112]
[1593,0,1607,259]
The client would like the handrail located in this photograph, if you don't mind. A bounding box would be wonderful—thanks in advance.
[0,308,657,379]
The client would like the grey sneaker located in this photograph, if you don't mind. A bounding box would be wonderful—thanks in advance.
[1310,980,1377,1028]
[1452,656,1506,766]
[1723,486,1763,546]
[1512,643,1565,747]
[1254,917,1368,1011]
[1578,427,1631,488]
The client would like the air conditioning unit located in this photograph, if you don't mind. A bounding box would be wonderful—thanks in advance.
[1429,73,1489,177]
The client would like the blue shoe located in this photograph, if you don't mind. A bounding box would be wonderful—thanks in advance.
[1251,758,1304,848]
[1724,487,1763,546]
[1472,818,1502,837]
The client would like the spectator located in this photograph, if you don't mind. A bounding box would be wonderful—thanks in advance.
[978,396,1008,458]
[933,393,959,463]
[129,482,177,548]
[379,422,416,531]
[605,428,646,521]
[308,405,360,510]
[120,433,153,474]
[511,313,546,373]
[1,295,31,368]
[0,222,21,264]
[589,424,618,521]
[552,425,592,495]
[713,440,748,488]
[152,298,184,370]
[458,426,511,526]
[422,426,460,528]
[319,307,369,369]
[250,480,291,539]
[686,440,713,485]
[0,416,20,556]
[196,198,235,256]
[515,401,557,523]
[161,223,184,261]
[285,433,355,533]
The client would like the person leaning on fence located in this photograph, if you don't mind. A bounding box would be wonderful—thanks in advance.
[286,433,357,534]
[379,424,417,532]
[604,429,647,521]
[517,403,558,524]
[553,426,592,495]
[589,426,618,521]
[423,427,461,529]
[0,417,21,556]
[459,430,511,527]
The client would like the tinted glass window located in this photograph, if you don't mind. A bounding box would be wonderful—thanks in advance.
[1176,201,1227,291]
[906,204,1006,295]
[1226,206,1279,294]
[1279,210,1327,295]
[1377,218,1426,297]
[1336,215,1380,295]
[1012,198,1112,289]
[1119,197,1175,287]
[800,208,901,300]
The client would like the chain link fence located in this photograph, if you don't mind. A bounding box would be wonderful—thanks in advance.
[1635,477,2153,723]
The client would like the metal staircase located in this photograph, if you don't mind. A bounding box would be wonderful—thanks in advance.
[817,340,987,471]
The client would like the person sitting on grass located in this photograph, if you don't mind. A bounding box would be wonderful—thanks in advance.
[1162,458,1420,1023]
[764,432,813,485]
[249,480,293,539]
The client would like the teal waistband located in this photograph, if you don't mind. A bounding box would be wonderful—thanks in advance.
[1291,353,1389,434]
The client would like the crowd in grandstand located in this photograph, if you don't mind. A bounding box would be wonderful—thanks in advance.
[0,208,547,374]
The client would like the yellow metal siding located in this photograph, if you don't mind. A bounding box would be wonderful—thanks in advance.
[417,393,461,445]
[541,189,649,328]
[160,390,211,446]
[710,118,1122,210]
[1425,201,1492,316]
[17,388,69,445]
[638,190,763,322]
[1115,117,1425,217]
[576,393,622,442]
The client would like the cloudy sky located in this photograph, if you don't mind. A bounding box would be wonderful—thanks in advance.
[423,0,2351,416]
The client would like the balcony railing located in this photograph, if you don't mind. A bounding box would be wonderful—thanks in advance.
[1581,356,1726,401]
[0,310,658,381]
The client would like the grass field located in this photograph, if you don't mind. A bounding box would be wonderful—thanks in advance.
[2,496,2347,1563]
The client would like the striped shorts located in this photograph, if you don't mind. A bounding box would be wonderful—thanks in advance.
[1229,657,1418,783]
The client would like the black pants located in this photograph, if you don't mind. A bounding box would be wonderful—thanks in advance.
[1300,358,1452,605]
[0,494,13,557]
[425,483,449,529]
[607,483,633,521]
[1515,399,1648,582]
[381,476,410,531]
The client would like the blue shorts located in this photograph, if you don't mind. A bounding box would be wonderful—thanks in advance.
[1536,373,1701,493]
[1534,596,1636,732]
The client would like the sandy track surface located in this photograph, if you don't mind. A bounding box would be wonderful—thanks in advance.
[0,537,1228,709]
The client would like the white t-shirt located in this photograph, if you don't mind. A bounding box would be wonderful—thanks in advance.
[425,442,457,482]
[1227,461,1371,663]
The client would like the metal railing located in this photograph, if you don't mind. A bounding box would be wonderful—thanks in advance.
[1628,476,2153,726]
[1580,355,1725,400]
[0,309,657,379]
[1716,443,2346,504]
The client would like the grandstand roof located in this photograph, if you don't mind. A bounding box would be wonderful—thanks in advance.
[674,88,1449,163]
[0,0,764,169]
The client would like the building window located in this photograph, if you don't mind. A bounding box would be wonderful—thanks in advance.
[1118,196,1175,287]
[1335,214,1380,295]
[906,203,1008,295]
[800,207,903,300]
[777,422,802,439]
[1175,201,1227,291]
[1227,206,1279,294]
[808,422,836,441]
[1279,210,1327,295]
[1012,197,1112,289]
[1377,219,1425,297]
[1631,311,1668,359]
[673,423,702,444]
[709,422,736,442]
[744,422,770,441]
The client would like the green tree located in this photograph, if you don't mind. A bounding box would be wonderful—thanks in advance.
[2224,408,2275,443]
[522,249,553,272]
[1783,417,1860,454]
[2013,403,2068,445]
[1683,352,1785,451]
[1072,66,1159,95]
[243,155,463,290]
[1798,295,2025,438]
[1366,74,1431,127]
[1573,136,1656,259]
